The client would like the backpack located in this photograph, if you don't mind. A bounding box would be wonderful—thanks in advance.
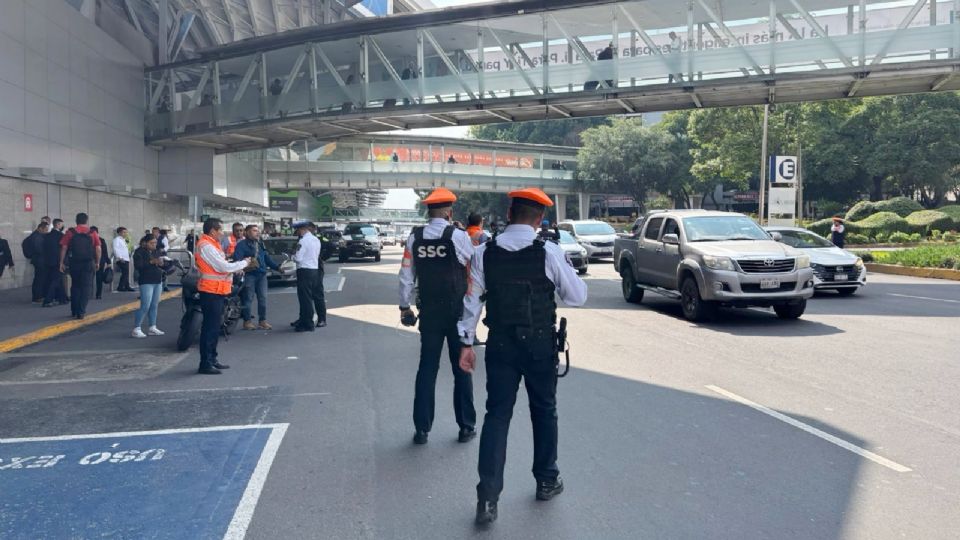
[21,233,36,260]
[68,231,95,264]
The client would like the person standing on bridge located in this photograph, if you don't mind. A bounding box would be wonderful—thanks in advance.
[195,218,251,375]
[399,188,477,446]
[458,187,588,526]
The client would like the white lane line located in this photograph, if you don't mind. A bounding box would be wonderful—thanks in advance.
[705,385,912,473]
[0,423,289,444]
[224,424,289,540]
[135,392,330,404]
[888,293,960,304]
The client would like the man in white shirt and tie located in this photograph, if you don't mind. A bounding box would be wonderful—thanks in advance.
[292,221,324,332]
[112,227,134,292]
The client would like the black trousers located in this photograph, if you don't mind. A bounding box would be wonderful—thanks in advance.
[117,260,131,290]
[31,262,46,301]
[70,265,94,316]
[95,265,106,298]
[413,319,475,433]
[198,292,224,370]
[295,269,324,328]
[477,330,559,503]
[43,267,67,304]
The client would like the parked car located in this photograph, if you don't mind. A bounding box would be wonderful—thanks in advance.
[558,220,617,259]
[262,236,299,284]
[340,223,382,262]
[613,210,815,321]
[559,230,589,275]
[765,226,867,296]
[317,228,342,260]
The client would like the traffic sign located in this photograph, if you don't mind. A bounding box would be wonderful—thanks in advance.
[773,156,798,184]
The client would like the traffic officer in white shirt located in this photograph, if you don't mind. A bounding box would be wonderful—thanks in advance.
[112,227,133,291]
[458,188,588,526]
[292,221,324,332]
[399,188,477,445]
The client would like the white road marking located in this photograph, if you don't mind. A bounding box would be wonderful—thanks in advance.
[135,392,330,404]
[0,423,288,443]
[705,385,912,473]
[888,293,960,304]
[224,424,289,540]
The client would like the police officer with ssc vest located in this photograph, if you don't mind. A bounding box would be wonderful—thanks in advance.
[399,188,477,445]
[458,188,588,526]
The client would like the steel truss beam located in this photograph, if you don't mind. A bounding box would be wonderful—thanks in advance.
[695,0,765,75]
[367,37,419,104]
[484,26,542,96]
[421,29,477,100]
[548,14,613,90]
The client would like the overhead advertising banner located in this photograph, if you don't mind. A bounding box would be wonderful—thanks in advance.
[368,146,535,169]
[269,190,299,212]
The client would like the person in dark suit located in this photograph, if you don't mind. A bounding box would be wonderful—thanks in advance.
[24,222,49,302]
[0,232,14,279]
[42,219,68,307]
[92,226,110,299]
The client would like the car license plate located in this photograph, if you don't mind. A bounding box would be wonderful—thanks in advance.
[760,278,780,290]
[834,274,848,282]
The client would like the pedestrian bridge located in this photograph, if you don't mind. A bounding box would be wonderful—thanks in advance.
[263,133,580,193]
[146,0,960,153]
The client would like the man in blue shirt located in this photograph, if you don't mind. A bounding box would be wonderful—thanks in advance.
[233,224,280,330]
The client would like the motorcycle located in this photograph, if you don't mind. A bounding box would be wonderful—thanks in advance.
[175,260,244,352]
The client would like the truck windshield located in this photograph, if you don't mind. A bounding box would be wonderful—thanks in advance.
[774,229,834,249]
[344,225,376,236]
[682,216,769,242]
[573,223,615,236]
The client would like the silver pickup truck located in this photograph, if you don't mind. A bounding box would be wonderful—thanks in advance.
[613,210,815,321]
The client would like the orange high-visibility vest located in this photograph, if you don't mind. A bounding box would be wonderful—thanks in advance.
[196,235,232,295]
[466,226,483,246]
[225,235,238,257]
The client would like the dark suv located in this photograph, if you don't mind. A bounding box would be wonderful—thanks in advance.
[339,223,382,262]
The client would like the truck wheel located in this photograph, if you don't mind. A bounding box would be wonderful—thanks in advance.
[578,267,588,276]
[773,300,806,320]
[374,252,381,262]
[620,267,644,304]
[680,278,716,322]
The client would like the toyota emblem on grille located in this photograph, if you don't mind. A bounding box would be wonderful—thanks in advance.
[836,266,844,272]
[764,258,776,267]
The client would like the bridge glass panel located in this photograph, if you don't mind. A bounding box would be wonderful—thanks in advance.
[146,0,960,143]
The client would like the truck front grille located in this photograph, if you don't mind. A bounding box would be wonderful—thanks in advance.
[737,258,796,274]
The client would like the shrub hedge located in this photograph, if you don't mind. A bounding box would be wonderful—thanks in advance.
[906,210,955,235]
[844,201,876,222]
[873,244,960,270]
[937,205,960,221]
[855,212,912,235]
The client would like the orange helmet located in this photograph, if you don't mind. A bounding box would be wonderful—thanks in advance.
[508,188,554,207]
[421,188,457,208]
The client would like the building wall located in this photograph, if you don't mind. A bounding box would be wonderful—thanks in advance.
[0,175,188,291]
[0,0,159,191]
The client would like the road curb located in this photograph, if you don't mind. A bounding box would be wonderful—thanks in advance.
[865,263,960,282]
[0,290,182,354]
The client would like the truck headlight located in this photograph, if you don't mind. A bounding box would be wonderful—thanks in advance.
[855,257,864,268]
[796,255,811,269]
[702,255,735,271]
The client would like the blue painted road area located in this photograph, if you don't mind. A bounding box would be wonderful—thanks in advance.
[0,424,288,540]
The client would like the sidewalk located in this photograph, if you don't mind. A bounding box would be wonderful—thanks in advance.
[0,284,180,352]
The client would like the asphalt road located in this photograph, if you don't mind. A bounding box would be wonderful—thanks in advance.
[0,247,958,539]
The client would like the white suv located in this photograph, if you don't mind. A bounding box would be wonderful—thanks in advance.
[558,220,617,259]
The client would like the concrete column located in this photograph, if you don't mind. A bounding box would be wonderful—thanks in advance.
[578,192,589,220]
[555,194,567,222]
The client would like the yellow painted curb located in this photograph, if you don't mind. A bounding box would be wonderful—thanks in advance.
[866,263,960,282]
[0,290,182,354]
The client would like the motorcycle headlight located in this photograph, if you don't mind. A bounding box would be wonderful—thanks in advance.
[796,255,811,269]
[702,255,735,271]
[855,257,864,268]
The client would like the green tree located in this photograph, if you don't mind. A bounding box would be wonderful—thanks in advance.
[576,118,685,212]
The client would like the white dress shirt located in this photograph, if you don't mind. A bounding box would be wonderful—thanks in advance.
[293,231,321,270]
[112,236,130,262]
[198,236,248,274]
[458,224,588,344]
[398,218,475,308]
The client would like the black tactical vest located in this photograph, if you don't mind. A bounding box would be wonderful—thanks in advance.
[413,226,468,327]
[482,238,557,332]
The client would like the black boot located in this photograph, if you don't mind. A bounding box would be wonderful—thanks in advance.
[536,477,564,501]
[458,427,476,443]
[475,500,497,526]
[413,430,428,445]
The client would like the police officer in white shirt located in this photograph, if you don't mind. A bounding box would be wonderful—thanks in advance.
[399,188,477,446]
[458,188,588,527]
[292,221,323,332]
[112,227,133,291]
